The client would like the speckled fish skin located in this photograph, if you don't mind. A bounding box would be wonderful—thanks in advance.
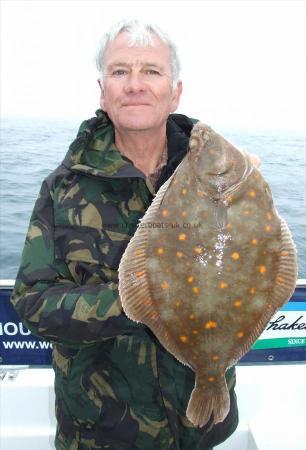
[118,122,297,428]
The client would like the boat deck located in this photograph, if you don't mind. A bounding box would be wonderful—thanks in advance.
[1,280,306,449]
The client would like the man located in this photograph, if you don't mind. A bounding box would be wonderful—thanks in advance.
[11,20,238,450]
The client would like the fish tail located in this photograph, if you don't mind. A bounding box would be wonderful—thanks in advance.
[186,380,230,428]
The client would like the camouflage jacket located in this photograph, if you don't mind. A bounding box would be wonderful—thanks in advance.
[11,110,238,450]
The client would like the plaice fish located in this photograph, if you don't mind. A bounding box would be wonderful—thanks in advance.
[118,122,297,428]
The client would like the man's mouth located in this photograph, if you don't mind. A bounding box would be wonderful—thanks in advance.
[122,103,150,107]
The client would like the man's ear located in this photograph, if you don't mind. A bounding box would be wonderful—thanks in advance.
[97,79,105,110]
[171,80,183,112]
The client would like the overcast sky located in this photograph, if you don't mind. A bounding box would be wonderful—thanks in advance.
[1,0,306,132]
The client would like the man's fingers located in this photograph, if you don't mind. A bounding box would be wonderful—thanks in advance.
[250,153,261,168]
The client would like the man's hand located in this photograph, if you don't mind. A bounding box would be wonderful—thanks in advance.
[250,153,261,168]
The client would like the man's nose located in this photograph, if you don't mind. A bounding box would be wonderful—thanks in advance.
[124,72,146,93]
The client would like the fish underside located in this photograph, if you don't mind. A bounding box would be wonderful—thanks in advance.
[118,123,297,428]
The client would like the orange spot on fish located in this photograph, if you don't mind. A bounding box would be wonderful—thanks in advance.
[157,247,164,255]
[161,209,169,217]
[192,287,200,294]
[208,376,215,382]
[189,314,196,320]
[234,300,242,307]
[212,355,220,361]
[205,320,217,329]
[194,246,202,254]
[187,276,194,283]
[266,212,273,220]
[181,211,187,218]
[249,287,256,294]
[192,329,199,335]
[226,223,233,230]
[259,265,267,274]
[176,251,183,258]
[231,252,240,260]
[277,276,285,285]
[226,195,233,203]
[175,300,182,308]
[161,281,169,289]
[251,238,258,245]
[265,225,272,232]
[237,331,244,338]
[179,335,189,343]
[179,233,187,241]
[248,190,256,198]
[219,281,228,289]
[136,271,145,278]
[181,188,187,195]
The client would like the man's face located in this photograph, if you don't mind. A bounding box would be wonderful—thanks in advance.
[99,32,182,132]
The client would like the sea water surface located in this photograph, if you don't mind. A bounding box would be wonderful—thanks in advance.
[0,117,305,279]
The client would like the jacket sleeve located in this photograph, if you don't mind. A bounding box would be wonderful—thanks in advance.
[10,177,144,347]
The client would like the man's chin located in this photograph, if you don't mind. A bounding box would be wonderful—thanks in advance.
[118,118,159,132]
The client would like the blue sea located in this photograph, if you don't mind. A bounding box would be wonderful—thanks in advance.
[0,117,305,280]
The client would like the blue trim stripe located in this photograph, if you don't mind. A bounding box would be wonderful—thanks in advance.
[281,302,306,311]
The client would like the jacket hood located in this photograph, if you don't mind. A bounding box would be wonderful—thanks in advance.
[62,109,196,184]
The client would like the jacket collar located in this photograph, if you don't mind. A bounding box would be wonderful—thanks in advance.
[62,109,195,183]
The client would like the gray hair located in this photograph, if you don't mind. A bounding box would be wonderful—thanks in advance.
[95,19,181,88]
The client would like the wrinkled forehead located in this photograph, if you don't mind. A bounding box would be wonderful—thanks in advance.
[103,31,172,70]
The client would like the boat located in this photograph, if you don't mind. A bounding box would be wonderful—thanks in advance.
[1,279,306,450]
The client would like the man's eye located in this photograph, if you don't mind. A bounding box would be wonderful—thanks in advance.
[144,70,160,75]
[112,70,128,76]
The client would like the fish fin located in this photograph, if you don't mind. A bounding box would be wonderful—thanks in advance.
[229,217,298,365]
[186,377,230,427]
[271,217,298,307]
[119,174,187,366]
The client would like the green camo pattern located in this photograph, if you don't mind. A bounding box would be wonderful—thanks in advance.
[11,110,238,449]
